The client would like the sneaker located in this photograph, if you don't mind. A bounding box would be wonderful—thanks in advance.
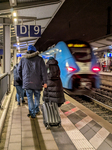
[27,114,35,119]
[22,100,25,103]
[27,114,31,117]
[17,102,20,106]
[36,111,41,115]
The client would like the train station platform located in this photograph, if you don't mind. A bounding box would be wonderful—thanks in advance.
[99,71,112,76]
[0,85,112,150]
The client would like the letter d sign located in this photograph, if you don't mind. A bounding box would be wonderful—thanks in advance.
[17,25,28,37]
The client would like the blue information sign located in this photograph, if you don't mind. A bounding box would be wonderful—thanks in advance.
[0,49,3,55]
[30,25,41,37]
[17,25,28,37]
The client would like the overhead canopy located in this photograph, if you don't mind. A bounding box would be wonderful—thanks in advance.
[0,0,65,52]
[90,34,112,52]
[1,0,112,54]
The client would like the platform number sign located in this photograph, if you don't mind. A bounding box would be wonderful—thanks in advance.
[17,25,41,37]
[30,25,41,37]
[17,25,28,37]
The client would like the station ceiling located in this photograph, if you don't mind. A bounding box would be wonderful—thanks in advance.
[1,0,112,53]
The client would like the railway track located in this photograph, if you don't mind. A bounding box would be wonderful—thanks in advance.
[64,89,112,124]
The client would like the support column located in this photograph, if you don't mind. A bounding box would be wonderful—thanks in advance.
[1,56,3,74]
[105,51,109,71]
[13,49,17,66]
[3,25,11,93]
[105,52,107,65]
[3,25,11,74]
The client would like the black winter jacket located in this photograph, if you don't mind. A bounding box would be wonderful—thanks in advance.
[13,64,22,86]
[18,51,47,90]
[43,58,65,106]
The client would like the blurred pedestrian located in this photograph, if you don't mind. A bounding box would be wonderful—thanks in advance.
[13,63,25,105]
[43,57,65,107]
[18,45,47,119]
[110,60,112,72]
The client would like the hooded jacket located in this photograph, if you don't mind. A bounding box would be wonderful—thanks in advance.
[43,58,65,106]
[18,51,47,90]
[13,64,22,86]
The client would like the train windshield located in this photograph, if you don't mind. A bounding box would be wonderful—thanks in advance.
[69,47,91,62]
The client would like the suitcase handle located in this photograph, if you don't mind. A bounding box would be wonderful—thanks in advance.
[45,88,52,103]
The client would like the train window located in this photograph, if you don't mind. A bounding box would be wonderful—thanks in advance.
[69,48,91,62]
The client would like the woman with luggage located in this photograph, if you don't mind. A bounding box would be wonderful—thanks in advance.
[43,57,65,107]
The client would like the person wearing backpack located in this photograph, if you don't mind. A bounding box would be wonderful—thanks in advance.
[13,63,25,105]
[43,57,65,107]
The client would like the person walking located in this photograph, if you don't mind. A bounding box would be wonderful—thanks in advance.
[110,60,112,72]
[18,45,47,119]
[13,63,25,105]
[43,57,65,107]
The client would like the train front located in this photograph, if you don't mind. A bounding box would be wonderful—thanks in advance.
[60,40,100,95]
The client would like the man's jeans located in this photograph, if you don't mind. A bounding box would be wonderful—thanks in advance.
[15,85,24,103]
[26,89,40,117]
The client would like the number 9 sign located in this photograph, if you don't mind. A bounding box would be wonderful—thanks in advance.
[30,25,41,37]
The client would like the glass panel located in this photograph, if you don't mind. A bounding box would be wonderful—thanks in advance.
[69,47,91,62]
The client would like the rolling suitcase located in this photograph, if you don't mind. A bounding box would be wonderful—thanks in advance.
[42,101,61,129]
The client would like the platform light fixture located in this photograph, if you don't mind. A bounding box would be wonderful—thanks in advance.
[9,0,17,6]
[14,18,17,22]
[93,47,98,50]
[12,11,17,17]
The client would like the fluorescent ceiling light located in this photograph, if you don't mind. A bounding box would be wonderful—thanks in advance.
[13,12,17,17]
[93,47,98,50]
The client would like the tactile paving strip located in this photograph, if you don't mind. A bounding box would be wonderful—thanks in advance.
[60,110,95,150]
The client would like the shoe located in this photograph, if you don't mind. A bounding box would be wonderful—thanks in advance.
[27,114,35,119]
[17,102,20,106]
[36,111,41,115]
[27,114,31,117]
[22,100,25,103]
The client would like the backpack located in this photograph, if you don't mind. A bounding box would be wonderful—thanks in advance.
[47,64,60,80]
[14,66,21,83]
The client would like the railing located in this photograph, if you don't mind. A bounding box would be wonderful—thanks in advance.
[0,73,8,108]
[10,68,14,83]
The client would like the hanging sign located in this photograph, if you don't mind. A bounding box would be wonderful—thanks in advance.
[0,49,3,55]
[16,25,41,37]
[17,25,28,37]
[30,25,41,37]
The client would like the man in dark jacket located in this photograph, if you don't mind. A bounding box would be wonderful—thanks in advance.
[13,63,25,105]
[18,45,47,119]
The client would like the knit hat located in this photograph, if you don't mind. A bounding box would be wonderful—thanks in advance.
[27,45,37,52]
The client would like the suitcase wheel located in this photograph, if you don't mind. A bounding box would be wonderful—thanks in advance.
[46,125,50,130]
[58,123,61,127]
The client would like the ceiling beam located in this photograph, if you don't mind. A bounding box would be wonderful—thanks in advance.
[9,0,17,7]
[14,0,61,10]
[19,38,37,42]
[0,17,12,25]
[0,0,61,13]
[18,17,52,24]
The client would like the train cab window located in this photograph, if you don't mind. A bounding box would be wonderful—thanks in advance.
[69,47,91,62]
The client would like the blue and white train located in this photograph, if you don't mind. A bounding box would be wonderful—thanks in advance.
[41,40,100,95]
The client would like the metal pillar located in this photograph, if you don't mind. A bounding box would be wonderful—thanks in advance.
[13,49,17,66]
[3,25,11,74]
[1,56,3,74]
[3,25,11,93]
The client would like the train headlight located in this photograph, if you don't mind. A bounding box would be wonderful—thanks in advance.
[66,67,77,71]
[92,67,100,72]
